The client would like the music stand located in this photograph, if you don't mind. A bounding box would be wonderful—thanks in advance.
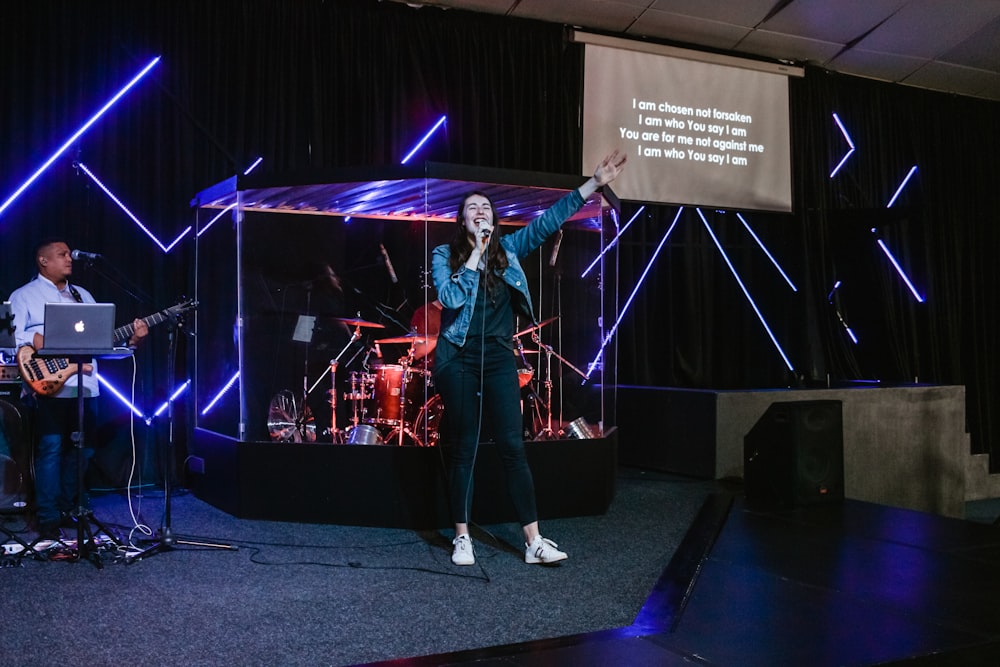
[34,346,131,568]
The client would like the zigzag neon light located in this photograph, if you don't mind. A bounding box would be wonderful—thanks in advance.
[698,209,794,371]
[584,207,683,380]
[0,56,161,220]
[77,162,190,252]
[581,206,644,279]
[827,282,859,344]
[830,113,855,178]
[400,116,447,164]
[243,157,264,175]
[151,380,191,419]
[197,204,237,237]
[875,238,925,302]
[201,371,240,416]
[96,373,145,419]
[886,166,918,208]
[736,213,797,292]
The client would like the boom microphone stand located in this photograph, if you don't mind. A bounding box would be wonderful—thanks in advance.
[128,314,235,563]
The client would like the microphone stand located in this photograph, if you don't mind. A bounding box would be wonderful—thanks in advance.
[72,255,153,307]
[128,314,235,563]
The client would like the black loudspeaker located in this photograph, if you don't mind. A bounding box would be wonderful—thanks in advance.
[1,392,30,510]
[743,400,844,509]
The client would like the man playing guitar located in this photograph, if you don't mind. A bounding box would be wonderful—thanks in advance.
[7,238,148,540]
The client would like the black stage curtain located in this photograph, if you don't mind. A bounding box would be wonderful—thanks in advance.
[2,1,999,467]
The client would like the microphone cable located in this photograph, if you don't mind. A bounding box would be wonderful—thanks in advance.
[457,269,488,534]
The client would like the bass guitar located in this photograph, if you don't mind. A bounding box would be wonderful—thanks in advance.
[15,299,195,396]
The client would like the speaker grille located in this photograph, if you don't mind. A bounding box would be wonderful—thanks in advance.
[744,400,844,508]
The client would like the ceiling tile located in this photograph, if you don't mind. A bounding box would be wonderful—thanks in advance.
[512,0,642,32]
[628,10,751,51]
[828,47,929,83]
[737,29,844,66]
[762,0,907,44]
[647,0,776,27]
[396,0,1000,102]
[433,0,519,13]
[855,0,1000,60]
[902,61,1000,101]
[938,15,1000,70]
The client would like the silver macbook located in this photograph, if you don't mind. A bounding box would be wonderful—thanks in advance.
[40,302,117,353]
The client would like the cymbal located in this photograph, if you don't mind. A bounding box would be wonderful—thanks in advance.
[514,316,559,338]
[337,317,385,329]
[377,333,438,345]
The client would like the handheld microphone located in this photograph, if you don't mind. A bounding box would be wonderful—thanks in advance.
[71,249,102,261]
[379,244,398,284]
[548,230,564,267]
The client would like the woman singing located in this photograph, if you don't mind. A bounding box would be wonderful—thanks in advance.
[431,151,626,565]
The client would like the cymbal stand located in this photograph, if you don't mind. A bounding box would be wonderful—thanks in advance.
[397,361,408,447]
[532,331,587,379]
[532,335,557,440]
[514,336,544,438]
[307,322,363,443]
[530,333,588,440]
[298,286,314,441]
[347,371,363,428]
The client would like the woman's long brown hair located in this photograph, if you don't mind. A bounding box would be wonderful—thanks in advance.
[449,191,509,297]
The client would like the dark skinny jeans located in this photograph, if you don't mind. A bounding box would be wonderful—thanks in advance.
[433,340,537,527]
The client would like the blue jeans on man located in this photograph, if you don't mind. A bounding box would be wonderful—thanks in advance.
[34,396,97,531]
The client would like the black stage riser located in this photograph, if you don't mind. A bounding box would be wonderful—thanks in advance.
[189,427,618,529]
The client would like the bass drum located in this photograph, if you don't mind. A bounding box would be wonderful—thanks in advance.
[366,364,430,427]
[411,394,445,447]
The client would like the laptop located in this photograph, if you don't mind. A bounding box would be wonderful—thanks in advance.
[38,302,119,356]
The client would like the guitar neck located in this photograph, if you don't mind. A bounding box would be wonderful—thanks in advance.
[113,309,174,345]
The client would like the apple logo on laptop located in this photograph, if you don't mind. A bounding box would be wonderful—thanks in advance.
[74,320,85,333]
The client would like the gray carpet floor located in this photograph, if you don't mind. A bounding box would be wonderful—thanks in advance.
[1,468,717,666]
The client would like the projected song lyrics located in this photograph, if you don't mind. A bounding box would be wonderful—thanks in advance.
[622,99,764,167]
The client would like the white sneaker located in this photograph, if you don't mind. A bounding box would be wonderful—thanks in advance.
[451,534,475,565]
[525,535,568,564]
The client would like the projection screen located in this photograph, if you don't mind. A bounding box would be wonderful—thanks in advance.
[578,33,802,213]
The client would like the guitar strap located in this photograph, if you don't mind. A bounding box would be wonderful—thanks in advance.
[67,284,84,303]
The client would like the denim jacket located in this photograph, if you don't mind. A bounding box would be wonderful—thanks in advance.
[432,189,585,347]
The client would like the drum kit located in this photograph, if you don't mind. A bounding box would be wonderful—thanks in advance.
[266,313,595,445]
